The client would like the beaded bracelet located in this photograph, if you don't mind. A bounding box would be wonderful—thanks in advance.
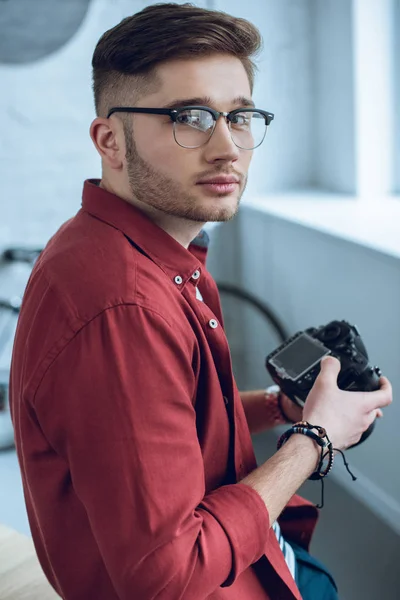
[277,421,334,508]
[278,421,334,478]
[277,421,357,508]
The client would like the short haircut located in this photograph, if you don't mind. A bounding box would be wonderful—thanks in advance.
[91,2,262,117]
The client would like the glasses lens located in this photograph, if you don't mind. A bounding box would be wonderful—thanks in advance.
[174,109,214,148]
[229,111,267,149]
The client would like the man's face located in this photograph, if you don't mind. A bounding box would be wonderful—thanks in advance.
[123,54,254,223]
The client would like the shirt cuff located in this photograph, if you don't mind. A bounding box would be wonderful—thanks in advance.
[200,482,270,587]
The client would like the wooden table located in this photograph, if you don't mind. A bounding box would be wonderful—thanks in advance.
[0,524,60,599]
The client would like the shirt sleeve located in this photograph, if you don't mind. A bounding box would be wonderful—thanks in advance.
[34,303,270,600]
[239,390,289,434]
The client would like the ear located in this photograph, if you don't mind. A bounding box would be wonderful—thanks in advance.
[89,117,125,169]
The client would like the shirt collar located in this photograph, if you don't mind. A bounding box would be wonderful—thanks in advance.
[81,179,207,288]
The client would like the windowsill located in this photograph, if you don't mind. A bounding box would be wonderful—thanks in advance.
[243,190,400,260]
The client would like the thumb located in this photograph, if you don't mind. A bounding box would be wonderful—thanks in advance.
[319,355,341,380]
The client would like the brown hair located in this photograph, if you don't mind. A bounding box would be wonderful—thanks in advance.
[92,2,262,117]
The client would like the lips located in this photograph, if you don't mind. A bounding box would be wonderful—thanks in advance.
[196,180,239,196]
[197,176,240,185]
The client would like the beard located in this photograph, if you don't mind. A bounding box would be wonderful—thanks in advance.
[124,125,247,223]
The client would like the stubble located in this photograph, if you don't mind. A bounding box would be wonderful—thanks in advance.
[124,123,246,223]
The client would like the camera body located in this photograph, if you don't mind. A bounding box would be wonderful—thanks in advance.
[266,320,382,444]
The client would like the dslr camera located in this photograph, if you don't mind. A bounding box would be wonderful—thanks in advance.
[266,320,382,444]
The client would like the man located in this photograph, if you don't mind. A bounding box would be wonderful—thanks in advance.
[10,3,392,599]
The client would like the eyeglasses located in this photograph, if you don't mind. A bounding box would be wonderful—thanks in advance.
[107,105,274,150]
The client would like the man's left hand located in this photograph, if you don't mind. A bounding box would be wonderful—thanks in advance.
[240,388,304,434]
[279,392,303,424]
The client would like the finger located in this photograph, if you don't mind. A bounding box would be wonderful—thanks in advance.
[379,376,391,390]
[365,377,393,411]
[365,408,379,429]
[369,408,383,420]
[319,355,341,381]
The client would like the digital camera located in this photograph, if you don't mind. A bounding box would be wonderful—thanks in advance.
[266,320,382,444]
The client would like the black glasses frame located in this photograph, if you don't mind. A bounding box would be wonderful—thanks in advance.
[107,105,274,149]
[107,105,274,125]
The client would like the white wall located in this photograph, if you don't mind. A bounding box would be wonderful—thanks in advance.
[395,0,400,193]
[312,0,356,192]
[224,0,315,194]
[221,0,359,194]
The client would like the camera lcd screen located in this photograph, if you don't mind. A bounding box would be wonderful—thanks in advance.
[270,334,330,380]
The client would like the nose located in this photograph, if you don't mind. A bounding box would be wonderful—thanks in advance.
[203,115,240,163]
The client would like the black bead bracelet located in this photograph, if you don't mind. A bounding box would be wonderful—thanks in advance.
[277,421,357,508]
[277,421,335,508]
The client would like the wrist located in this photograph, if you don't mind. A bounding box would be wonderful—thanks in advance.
[281,431,321,474]
[277,422,357,509]
[277,421,334,480]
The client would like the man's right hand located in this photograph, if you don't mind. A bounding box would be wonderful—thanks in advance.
[241,355,392,525]
[302,356,393,450]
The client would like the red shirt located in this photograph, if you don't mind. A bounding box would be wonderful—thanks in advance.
[10,180,318,600]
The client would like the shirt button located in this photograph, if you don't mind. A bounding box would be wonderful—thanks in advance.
[209,319,218,329]
[174,275,183,285]
[192,269,200,280]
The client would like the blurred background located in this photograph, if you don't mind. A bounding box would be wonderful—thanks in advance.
[0,1,399,599]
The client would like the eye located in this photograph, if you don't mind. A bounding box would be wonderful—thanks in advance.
[176,112,193,125]
[176,110,213,132]
[230,113,251,127]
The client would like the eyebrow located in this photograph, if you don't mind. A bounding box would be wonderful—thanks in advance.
[162,95,256,110]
